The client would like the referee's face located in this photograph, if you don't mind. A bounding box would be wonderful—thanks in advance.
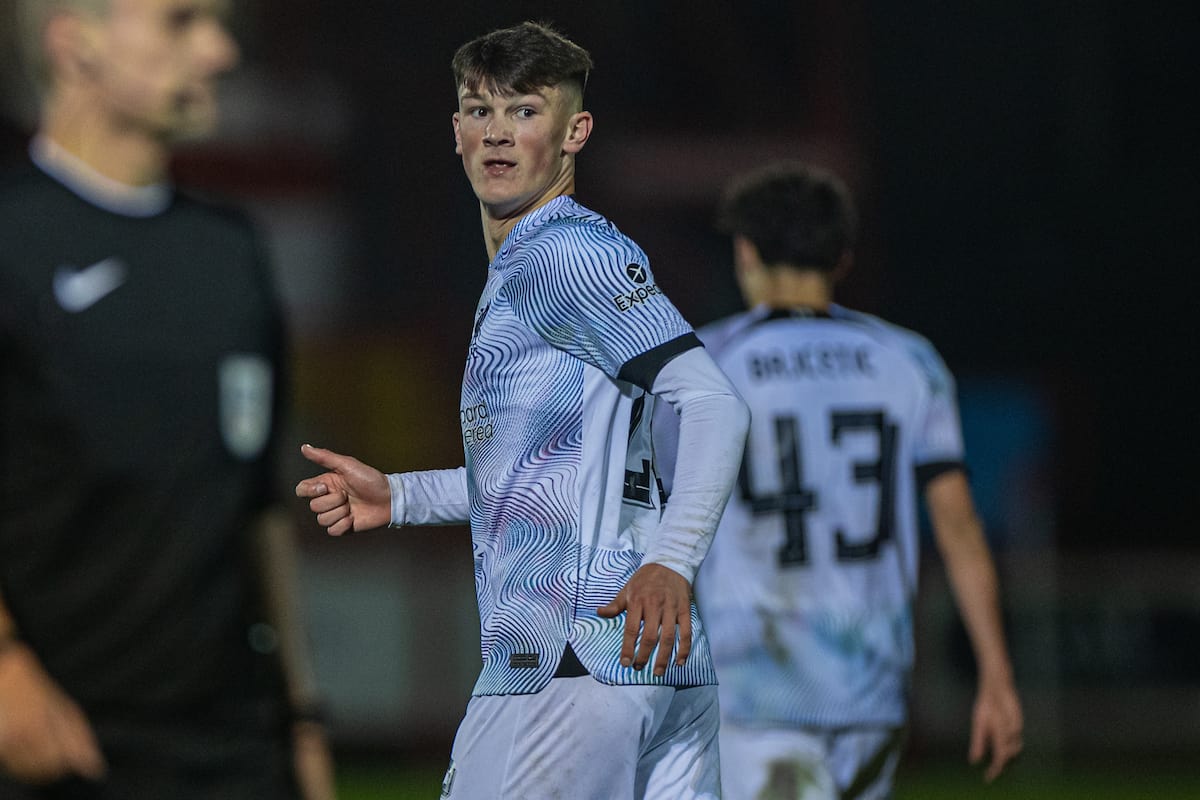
[453,82,591,220]
[79,0,240,143]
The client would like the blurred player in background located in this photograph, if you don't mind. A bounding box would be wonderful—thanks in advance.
[296,20,748,800]
[0,1,334,797]
[655,161,1023,799]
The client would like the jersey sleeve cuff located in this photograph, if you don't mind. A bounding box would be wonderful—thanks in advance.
[387,472,406,527]
[915,460,966,490]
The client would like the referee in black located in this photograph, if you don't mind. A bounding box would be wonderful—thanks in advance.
[0,1,334,797]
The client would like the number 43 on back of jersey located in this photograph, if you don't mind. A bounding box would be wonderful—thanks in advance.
[740,409,898,566]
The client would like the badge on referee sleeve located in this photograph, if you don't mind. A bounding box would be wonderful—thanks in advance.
[218,353,273,460]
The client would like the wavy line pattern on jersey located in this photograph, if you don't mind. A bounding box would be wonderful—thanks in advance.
[466,270,585,695]
[472,524,581,695]
[508,219,692,374]
[570,545,718,687]
[461,196,713,695]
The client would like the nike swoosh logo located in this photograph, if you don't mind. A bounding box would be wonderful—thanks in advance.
[53,257,129,313]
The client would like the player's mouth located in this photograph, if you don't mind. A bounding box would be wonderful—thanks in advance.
[483,158,516,176]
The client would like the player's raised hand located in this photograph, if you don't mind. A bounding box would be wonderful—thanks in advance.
[597,563,693,677]
[295,444,391,536]
[969,675,1023,781]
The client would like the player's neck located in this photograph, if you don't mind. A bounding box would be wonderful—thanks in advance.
[760,268,834,313]
[39,96,172,187]
[480,171,577,261]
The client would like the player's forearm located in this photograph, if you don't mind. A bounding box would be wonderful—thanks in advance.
[645,348,749,583]
[388,467,470,527]
[939,521,1015,684]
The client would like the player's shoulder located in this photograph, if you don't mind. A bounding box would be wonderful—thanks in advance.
[831,304,955,389]
[695,307,771,354]
[514,196,648,275]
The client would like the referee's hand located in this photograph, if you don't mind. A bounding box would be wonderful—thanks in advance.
[597,563,693,677]
[0,643,107,784]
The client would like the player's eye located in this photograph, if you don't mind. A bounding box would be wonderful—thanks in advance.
[515,107,536,119]
[467,107,488,119]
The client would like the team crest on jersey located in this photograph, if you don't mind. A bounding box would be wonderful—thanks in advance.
[218,354,273,460]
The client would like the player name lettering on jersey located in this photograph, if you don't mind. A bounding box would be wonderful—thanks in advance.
[612,282,663,312]
[461,401,493,446]
[747,344,876,381]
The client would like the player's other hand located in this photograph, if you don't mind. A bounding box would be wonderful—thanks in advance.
[970,675,1023,781]
[295,444,391,536]
[0,643,107,784]
[597,563,693,677]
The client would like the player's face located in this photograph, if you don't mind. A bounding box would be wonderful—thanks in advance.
[453,82,591,219]
[83,0,239,142]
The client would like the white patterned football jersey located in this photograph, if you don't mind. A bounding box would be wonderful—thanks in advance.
[461,195,715,696]
[666,304,966,727]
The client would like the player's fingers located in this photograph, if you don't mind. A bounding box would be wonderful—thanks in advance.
[325,515,354,537]
[596,590,643,667]
[985,746,1010,782]
[633,608,662,671]
[650,600,686,676]
[674,606,693,666]
[968,719,986,765]
[309,491,348,515]
[989,730,1023,781]
[315,504,349,529]
[295,478,328,498]
[651,626,673,676]
[618,598,643,668]
[307,490,345,514]
[596,589,627,619]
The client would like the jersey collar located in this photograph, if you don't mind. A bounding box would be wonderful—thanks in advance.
[31,135,173,218]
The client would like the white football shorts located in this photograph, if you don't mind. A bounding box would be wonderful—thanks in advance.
[719,721,906,800]
[441,677,721,799]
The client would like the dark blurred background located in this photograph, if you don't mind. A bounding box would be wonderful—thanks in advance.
[3,0,1197,782]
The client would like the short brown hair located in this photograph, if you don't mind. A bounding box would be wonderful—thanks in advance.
[452,21,592,102]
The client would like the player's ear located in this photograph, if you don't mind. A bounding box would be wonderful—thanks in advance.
[732,236,762,273]
[733,236,767,307]
[452,111,463,155]
[562,111,592,155]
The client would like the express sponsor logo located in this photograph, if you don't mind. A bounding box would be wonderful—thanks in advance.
[613,282,663,311]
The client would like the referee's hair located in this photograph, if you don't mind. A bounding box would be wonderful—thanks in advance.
[717,161,859,272]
